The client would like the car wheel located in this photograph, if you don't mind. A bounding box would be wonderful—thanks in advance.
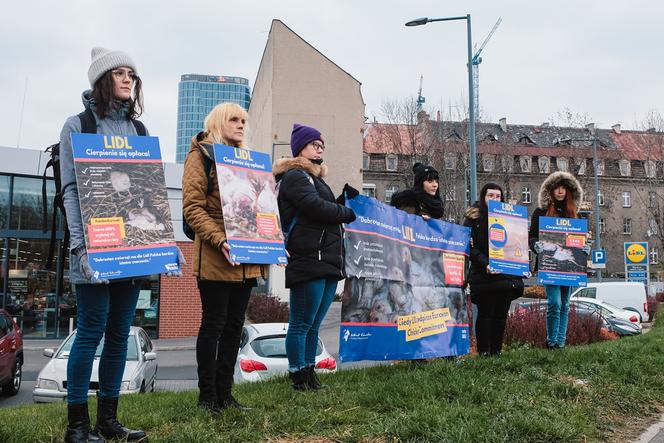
[2,360,21,396]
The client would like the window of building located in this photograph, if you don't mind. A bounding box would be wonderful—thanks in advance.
[538,156,550,174]
[651,247,659,265]
[556,157,569,172]
[599,218,605,234]
[597,190,605,206]
[385,155,398,171]
[619,159,631,177]
[0,175,9,229]
[623,218,632,235]
[363,154,370,170]
[444,153,456,170]
[522,186,531,204]
[501,155,513,173]
[648,219,659,236]
[576,158,586,175]
[362,184,376,198]
[482,154,495,172]
[10,177,56,230]
[385,186,398,203]
[622,191,631,208]
[519,156,531,173]
[596,160,605,176]
[649,191,658,209]
[645,160,657,179]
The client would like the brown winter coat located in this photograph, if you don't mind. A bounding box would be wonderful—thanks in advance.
[182,135,266,282]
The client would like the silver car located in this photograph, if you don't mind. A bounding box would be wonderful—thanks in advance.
[234,323,337,384]
[33,326,158,403]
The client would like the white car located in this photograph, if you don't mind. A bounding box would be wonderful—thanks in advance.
[571,297,641,325]
[33,326,158,403]
[571,282,648,322]
[234,323,337,384]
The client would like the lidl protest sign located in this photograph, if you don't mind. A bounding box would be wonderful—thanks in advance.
[214,144,287,264]
[487,201,530,277]
[340,195,471,362]
[624,242,649,284]
[537,216,588,287]
[71,134,179,280]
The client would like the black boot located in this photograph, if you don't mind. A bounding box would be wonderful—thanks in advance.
[95,396,147,442]
[288,370,308,391]
[65,403,105,443]
[304,366,327,390]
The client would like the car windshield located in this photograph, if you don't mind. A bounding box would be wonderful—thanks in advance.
[56,333,138,361]
[250,334,322,358]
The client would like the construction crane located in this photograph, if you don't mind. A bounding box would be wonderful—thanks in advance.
[416,75,425,111]
[471,17,502,121]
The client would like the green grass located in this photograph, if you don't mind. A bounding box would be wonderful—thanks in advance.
[3,319,664,443]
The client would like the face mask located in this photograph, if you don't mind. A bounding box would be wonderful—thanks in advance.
[311,158,324,165]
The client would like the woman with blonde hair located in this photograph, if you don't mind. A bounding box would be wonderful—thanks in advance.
[182,102,266,411]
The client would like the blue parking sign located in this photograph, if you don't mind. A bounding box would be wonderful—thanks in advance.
[592,249,607,269]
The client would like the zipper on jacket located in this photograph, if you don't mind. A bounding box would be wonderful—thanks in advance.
[317,228,326,261]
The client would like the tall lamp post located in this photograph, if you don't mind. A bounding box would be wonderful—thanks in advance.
[586,123,603,282]
[406,15,478,203]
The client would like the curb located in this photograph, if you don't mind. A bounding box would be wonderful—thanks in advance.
[633,413,664,443]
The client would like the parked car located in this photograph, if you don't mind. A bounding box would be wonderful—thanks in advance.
[33,326,157,403]
[571,282,648,322]
[571,297,641,324]
[234,323,336,384]
[0,309,23,396]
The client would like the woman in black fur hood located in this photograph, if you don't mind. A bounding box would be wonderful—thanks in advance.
[390,163,444,220]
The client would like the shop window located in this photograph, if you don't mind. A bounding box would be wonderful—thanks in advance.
[10,177,56,231]
[0,175,9,229]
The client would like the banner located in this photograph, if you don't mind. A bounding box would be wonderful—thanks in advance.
[537,216,588,287]
[71,133,179,280]
[487,201,530,277]
[213,144,287,264]
[624,242,649,285]
[339,195,471,362]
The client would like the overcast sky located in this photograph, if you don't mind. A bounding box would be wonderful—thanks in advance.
[2,0,663,162]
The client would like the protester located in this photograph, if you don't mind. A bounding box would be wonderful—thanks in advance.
[182,103,267,412]
[274,123,356,390]
[463,183,524,356]
[528,171,586,349]
[59,47,150,442]
[389,163,444,220]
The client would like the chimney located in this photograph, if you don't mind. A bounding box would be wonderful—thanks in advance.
[647,127,657,134]
[436,110,441,122]
[499,117,507,132]
[417,110,430,124]
[585,123,595,135]
[611,123,621,134]
[541,122,550,128]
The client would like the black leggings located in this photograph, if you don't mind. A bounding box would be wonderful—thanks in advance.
[473,291,513,355]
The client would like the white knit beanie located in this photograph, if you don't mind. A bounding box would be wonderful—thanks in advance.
[88,47,138,87]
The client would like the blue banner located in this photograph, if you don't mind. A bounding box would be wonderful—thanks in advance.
[487,201,530,277]
[339,195,471,362]
[213,144,287,265]
[71,134,179,280]
[537,216,588,287]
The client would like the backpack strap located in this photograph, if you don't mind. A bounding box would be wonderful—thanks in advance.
[202,155,213,194]
[78,108,97,134]
[131,119,147,136]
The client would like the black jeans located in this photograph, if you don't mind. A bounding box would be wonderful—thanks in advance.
[473,291,513,355]
[196,280,252,403]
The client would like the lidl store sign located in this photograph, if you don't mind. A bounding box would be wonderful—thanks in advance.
[624,242,648,264]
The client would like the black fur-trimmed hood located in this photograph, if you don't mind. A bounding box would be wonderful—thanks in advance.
[537,171,583,210]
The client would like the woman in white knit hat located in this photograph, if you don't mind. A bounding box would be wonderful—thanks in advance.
[59,47,150,443]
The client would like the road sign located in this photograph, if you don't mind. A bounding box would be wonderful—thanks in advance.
[591,248,607,269]
[624,242,649,285]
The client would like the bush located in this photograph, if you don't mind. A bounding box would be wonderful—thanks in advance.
[647,296,659,322]
[504,303,609,348]
[247,294,289,323]
[656,292,664,303]
[523,285,546,299]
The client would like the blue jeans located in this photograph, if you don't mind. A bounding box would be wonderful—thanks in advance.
[286,278,336,372]
[545,285,571,347]
[67,280,141,404]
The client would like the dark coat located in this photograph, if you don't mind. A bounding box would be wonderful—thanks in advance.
[463,205,524,298]
[273,157,356,288]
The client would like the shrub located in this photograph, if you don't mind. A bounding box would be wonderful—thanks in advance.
[647,295,659,322]
[523,285,546,299]
[504,303,608,348]
[247,294,289,323]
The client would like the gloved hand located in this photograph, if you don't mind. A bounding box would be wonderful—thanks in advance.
[581,244,592,255]
[79,251,109,284]
[534,241,544,254]
[166,247,186,277]
[336,183,360,205]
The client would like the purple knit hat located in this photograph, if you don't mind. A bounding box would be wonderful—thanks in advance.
[290,123,323,157]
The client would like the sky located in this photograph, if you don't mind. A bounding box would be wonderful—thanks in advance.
[1,0,663,162]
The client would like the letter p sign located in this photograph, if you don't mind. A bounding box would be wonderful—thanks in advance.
[592,248,607,268]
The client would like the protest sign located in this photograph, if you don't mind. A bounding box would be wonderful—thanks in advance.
[537,216,588,287]
[487,200,530,277]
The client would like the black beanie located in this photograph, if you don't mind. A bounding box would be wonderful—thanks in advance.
[413,163,439,188]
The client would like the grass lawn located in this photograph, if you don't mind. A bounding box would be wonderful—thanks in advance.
[3,319,664,442]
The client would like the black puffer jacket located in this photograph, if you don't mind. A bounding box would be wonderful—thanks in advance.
[463,205,524,296]
[274,157,356,288]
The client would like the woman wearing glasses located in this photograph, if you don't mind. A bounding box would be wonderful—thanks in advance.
[273,124,356,391]
[59,47,148,442]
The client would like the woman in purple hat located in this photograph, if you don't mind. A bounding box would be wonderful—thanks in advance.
[273,124,356,391]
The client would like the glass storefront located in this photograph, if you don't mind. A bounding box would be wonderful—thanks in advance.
[0,173,161,338]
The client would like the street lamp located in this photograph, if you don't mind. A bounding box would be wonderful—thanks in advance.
[405,14,478,203]
[586,123,603,282]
